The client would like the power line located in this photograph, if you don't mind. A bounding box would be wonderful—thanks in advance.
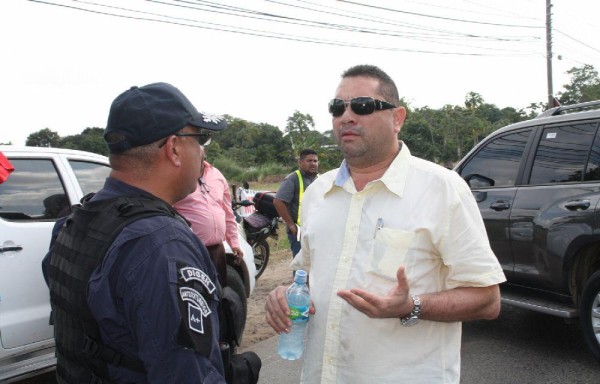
[455,0,541,21]
[554,29,600,55]
[265,0,540,42]
[26,0,542,57]
[336,0,542,28]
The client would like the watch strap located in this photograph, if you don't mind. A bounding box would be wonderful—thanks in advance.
[400,294,421,326]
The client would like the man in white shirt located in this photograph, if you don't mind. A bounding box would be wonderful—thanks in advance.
[265,64,506,383]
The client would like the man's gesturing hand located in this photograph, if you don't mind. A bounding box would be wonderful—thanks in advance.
[337,266,414,318]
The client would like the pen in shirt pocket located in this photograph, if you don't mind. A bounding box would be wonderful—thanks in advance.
[373,218,384,239]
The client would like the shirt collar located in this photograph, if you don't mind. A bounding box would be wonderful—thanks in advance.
[96,177,157,201]
[332,141,411,197]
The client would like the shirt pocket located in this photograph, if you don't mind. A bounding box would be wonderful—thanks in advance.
[368,228,415,281]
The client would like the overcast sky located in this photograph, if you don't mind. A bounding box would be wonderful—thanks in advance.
[1,0,599,146]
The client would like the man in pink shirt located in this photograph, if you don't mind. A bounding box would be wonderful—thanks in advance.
[174,160,243,287]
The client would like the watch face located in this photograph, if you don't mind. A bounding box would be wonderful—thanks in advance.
[401,316,419,327]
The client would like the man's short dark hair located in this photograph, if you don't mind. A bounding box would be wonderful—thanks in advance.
[299,149,318,160]
[341,65,400,106]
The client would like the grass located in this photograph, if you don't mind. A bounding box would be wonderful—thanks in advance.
[245,181,281,192]
[268,222,291,253]
[213,157,289,186]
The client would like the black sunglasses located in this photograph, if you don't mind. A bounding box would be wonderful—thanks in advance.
[158,132,212,148]
[328,97,397,117]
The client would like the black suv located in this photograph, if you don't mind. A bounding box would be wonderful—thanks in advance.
[454,100,600,362]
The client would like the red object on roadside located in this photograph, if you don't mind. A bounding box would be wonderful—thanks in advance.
[0,152,14,184]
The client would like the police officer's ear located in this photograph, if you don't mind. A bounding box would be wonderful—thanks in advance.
[160,135,184,167]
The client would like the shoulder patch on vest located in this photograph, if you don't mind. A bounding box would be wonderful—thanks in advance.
[180,267,217,294]
[179,287,212,334]
[175,261,216,357]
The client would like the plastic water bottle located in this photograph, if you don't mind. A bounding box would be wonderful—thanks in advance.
[277,269,310,360]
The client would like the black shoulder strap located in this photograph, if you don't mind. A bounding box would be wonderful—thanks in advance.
[87,194,186,261]
[77,194,183,375]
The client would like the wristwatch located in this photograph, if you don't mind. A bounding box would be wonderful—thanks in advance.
[400,294,421,327]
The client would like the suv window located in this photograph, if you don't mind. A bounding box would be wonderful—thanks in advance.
[69,160,110,196]
[0,159,69,221]
[459,128,532,188]
[529,122,599,184]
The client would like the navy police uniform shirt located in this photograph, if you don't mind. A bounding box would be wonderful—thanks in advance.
[43,177,226,384]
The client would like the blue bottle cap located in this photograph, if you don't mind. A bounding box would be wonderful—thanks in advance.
[294,269,307,283]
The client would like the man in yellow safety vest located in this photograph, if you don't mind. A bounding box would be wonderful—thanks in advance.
[274,149,319,258]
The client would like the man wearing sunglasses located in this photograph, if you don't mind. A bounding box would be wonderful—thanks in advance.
[43,83,231,383]
[266,65,506,383]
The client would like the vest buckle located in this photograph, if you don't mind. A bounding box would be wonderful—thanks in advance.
[82,335,100,357]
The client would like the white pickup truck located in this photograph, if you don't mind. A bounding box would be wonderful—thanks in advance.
[0,146,255,382]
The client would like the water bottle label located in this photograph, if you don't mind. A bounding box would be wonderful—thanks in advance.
[289,304,309,322]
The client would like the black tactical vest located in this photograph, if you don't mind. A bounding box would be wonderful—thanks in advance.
[47,195,182,384]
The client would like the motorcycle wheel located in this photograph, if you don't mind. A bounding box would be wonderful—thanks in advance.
[253,239,270,279]
[581,269,600,363]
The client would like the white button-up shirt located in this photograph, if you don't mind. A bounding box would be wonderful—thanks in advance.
[291,144,506,384]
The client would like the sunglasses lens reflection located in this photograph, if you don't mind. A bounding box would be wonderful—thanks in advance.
[329,98,377,117]
[328,99,343,117]
[201,135,211,146]
[352,97,376,115]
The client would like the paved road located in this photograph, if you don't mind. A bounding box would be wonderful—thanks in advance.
[461,304,598,383]
[17,304,600,383]
[248,303,599,383]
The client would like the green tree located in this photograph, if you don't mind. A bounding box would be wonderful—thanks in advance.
[464,92,484,111]
[284,111,315,156]
[26,128,61,147]
[213,116,291,166]
[60,127,108,155]
[558,64,600,105]
[402,106,443,163]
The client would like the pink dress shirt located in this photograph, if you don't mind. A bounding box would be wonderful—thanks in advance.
[173,162,240,249]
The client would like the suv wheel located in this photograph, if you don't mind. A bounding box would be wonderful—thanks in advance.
[581,269,600,362]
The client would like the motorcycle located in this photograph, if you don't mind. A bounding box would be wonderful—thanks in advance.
[232,193,279,279]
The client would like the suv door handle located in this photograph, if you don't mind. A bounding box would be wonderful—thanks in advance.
[564,199,591,211]
[490,201,510,211]
[0,245,23,252]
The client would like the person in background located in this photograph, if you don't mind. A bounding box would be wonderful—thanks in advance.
[43,82,228,383]
[265,65,506,383]
[174,159,243,288]
[273,148,319,258]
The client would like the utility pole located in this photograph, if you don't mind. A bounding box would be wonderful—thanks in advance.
[546,0,554,108]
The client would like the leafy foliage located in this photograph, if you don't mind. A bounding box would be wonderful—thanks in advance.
[20,65,600,179]
[60,127,108,156]
[558,64,600,105]
[26,128,61,147]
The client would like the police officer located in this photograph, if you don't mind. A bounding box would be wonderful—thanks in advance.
[43,83,228,383]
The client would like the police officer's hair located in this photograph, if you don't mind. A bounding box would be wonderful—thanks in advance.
[109,143,160,174]
[341,64,400,106]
